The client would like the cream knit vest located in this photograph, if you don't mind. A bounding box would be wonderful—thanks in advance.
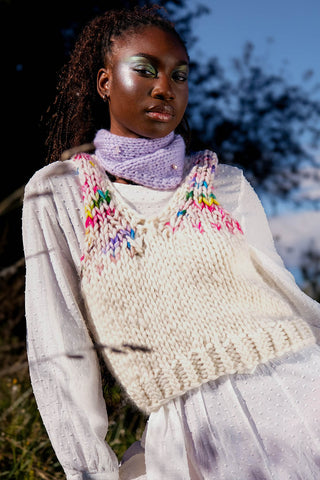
[74,150,315,413]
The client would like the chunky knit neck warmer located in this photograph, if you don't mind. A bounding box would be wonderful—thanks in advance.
[93,129,186,190]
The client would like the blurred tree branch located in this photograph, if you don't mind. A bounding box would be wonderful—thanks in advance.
[0,186,24,216]
[188,42,320,202]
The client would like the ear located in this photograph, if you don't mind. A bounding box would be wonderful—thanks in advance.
[97,68,111,101]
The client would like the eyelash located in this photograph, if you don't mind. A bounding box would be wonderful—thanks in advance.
[133,66,188,82]
[173,72,188,82]
[134,66,156,77]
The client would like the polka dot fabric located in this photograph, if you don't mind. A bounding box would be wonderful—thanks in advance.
[121,345,320,480]
[23,157,320,479]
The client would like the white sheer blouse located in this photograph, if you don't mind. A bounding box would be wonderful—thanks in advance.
[22,159,320,479]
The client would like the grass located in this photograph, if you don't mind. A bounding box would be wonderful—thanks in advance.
[0,260,146,479]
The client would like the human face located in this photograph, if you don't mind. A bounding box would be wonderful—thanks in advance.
[97,26,189,138]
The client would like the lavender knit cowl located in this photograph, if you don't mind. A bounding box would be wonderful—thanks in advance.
[93,129,186,190]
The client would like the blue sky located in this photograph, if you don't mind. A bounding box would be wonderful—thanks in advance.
[189,0,320,85]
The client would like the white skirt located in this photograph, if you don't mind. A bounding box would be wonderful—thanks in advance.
[119,344,320,480]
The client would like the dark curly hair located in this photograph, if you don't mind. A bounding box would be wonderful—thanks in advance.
[44,5,190,164]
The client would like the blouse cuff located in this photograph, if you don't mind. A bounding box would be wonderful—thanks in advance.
[68,471,119,480]
[83,473,119,480]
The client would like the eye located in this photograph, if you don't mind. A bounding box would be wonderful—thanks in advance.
[172,70,188,82]
[133,64,157,77]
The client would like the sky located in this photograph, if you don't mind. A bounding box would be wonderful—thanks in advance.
[190,0,320,85]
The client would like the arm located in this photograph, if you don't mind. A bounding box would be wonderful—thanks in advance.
[23,166,119,480]
[235,169,320,338]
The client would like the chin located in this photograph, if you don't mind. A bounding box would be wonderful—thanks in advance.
[140,125,177,139]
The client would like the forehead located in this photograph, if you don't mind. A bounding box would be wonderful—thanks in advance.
[110,26,189,64]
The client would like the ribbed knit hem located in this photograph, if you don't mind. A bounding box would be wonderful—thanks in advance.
[125,319,316,414]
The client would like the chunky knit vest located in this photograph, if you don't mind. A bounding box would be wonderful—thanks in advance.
[74,150,315,414]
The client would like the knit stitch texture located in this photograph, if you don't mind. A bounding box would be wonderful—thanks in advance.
[74,150,315,413]
[94,129,185,190]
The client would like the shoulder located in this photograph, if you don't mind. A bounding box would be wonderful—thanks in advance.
[216,162,244,182]
[23,160,86,246]
[25,160,78,193]
[24,160,81,205]
[23,160,83,222]
[215,162,245,195]
[214,162,245,214]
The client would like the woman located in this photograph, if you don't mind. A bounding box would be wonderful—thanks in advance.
[23,6,320,480]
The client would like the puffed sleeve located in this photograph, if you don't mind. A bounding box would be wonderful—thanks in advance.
[233,168,320,339]
[22,162,119,480]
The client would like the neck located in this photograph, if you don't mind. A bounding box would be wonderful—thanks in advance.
[108,173,137,185]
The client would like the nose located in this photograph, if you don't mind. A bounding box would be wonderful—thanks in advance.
[151,74,175,101]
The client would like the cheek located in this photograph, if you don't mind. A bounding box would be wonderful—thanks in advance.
[113,64,139,94]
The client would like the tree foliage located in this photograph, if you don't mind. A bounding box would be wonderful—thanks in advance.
[300,246,320,302]
[187,42,320,199]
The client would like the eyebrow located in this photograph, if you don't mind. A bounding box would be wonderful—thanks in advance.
[130,53,189,67]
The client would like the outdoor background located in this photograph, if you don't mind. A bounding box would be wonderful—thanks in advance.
[1,0,319,478]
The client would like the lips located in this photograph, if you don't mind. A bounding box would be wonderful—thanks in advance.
[145,104,175,122]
